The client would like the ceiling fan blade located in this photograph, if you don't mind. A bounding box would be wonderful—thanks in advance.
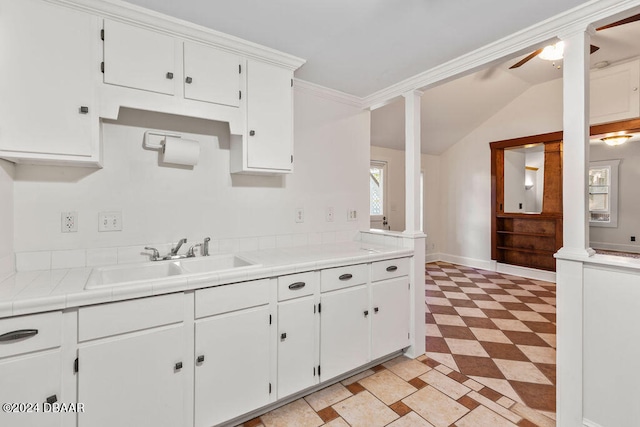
[509,48,544,69]
[590,44,600,54]
[596,13,640,31]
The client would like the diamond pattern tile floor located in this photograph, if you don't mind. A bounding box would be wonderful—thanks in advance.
[240,262,556,426]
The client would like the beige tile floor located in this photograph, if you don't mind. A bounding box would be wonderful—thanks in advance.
[240,355,553,427]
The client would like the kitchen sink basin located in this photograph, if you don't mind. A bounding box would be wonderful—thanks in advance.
[85,255,261,288]
[179,254,257,274]
[86,261,183,288]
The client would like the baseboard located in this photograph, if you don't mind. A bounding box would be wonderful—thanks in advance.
[436,253,496,271]
[496,262,556,282]
[590,241,640,254]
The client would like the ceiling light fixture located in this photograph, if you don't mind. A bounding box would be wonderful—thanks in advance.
[601,134,632,146]
[538,41,565,61]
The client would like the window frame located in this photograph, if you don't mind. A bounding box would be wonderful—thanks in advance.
[589,159,620,228]
[369,160,388,221]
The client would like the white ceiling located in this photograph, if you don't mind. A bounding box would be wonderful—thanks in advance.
[123,0,590,97]
[371,18,640,155]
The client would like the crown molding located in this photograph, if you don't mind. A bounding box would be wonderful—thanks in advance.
[362,0,640,109]
[293,79,364,108]
[44,0,306,70]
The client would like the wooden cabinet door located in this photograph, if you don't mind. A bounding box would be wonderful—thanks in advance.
[0,350,62,427]
[77,325,185,427]
[246,60,293,171]
[0,0,96,159]
[371,277,410,359]
[278,296,318,398]
[320,285,369,380]
[183,42,242,107]
[194,305,271,427]
[103,20,175,95]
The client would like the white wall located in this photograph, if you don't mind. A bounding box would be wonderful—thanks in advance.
[12,89,371,263]
[438,78,563,265]
[0,159,14,280]
[589,140,640,252]
[369,145,440,255]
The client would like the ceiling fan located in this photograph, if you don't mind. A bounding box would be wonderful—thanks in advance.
[509,13,640,69]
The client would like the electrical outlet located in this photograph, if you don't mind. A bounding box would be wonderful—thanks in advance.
[99,211,122,232]
[61,212,78,233]
[295,208,304,223]
[326,207,334,222]
[347,209,358,221]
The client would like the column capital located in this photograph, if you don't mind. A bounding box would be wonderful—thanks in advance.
[558,23,596,40]
[402,89,424,99]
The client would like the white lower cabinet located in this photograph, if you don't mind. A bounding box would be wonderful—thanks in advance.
[0,350,62,427]
[194,305,271,427]
[77,325,186,427]
[0,311,64,427]
[194,279,272,427]
[320,285,370,380]
[371,277,411,359]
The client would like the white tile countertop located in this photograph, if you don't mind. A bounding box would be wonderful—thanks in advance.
[0,241,413,319]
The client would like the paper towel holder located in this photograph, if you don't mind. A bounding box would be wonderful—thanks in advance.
[144,130,184,150]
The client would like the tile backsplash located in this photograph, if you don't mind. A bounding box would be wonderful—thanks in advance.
[14,230,360,272]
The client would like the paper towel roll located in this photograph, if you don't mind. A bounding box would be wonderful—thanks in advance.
[161,136,200,166]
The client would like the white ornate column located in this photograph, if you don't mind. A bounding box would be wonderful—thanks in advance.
[556,26,594,427]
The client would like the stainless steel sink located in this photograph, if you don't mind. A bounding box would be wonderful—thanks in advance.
[85,255,261,288]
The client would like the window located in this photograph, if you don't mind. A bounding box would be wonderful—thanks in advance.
[589,159,620,227]
[370,161,386,216]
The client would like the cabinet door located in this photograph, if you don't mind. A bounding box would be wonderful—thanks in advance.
[371,277,411,359]
[320,285,369,380]
[278,296,318,398]
[0,0,95,158]
[184,42,242,107]
[246,60,293,171]
[195,305,270,427]
[78,325,185,427]
[0,350,62,427]
[103,20,175,95]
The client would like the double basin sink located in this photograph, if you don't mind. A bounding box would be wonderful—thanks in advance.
[85,254,260,289]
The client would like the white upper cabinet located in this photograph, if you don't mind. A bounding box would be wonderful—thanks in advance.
[232,59,294,173]
[0,0,99,165]
[103,20,176,95]
[183,42,242,107]
[590,59,640,125]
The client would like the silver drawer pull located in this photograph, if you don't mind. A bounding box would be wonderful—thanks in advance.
[386,265,398,272]
[0,329,39,342]
[288,282,306,290]
[339,274,353,281]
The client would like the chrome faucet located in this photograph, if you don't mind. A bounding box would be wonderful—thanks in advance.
[170,238,187,256]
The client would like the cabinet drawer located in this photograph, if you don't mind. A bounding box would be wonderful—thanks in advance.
[79,293,183,342]
[278,272,317,301]
[196,279,270,319]
[371,258,410,282]
[0,311,62,358]
[321,264,368,293]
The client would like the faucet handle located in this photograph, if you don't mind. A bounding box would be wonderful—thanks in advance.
[145,247,160,261]
[187,244,201,258]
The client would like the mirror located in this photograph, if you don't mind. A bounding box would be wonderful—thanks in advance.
[503,143,545,213]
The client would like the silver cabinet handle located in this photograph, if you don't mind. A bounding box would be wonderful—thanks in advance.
[0,329,38,342]
[288,282,306,290]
